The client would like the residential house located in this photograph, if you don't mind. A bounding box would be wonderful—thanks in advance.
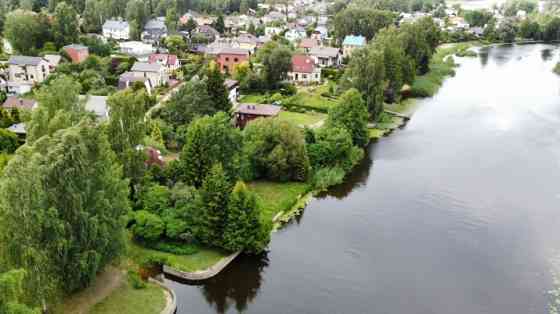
[44,54,62,70]
[204,39,241,56]
[2,96,38,110]
[102,20,130,40]
[195,25,220,42]
[119,41,155,61]
[234,103,281,128]
[257,35,272,48]
[224,79,239,104]
[299,38,319,53]
[118,72,153,95]
[342,35,366,58]
[236,34,258,53]
[285,27,307,42]
[180,11,216,26]
[5,81,32,96]
[8,56,51,84]
[265,26,284,36]
[309,47,341,67]
[262,11,285,24]
[216,48,250,73]
[142,17,168,45]
[130,62,168,87]
[148,53,180,74]
[63,44,89,63]
[288,54,321,84]
[312,26,328,41]
[83,95,109,122]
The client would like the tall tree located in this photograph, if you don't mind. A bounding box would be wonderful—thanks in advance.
[192,163,232,246]
[180,112,242,188]
[106,89,148,188]
[214,14,225,34]
[223,181,271,253]
[52,2,79,48]
[257,41,292,89]
[83,0,103,33]
[27,75,85,143]
[165,6,178,33]
[3,10,41,54]
[333,8,395,41]
[126,0,148,40]
[163,78,215,128]
[327,88,369,147]
[0,269,38,314]
[206,62,231,113]
[0,121,129,304]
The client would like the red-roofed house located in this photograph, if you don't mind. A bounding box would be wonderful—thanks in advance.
[148,53,180,74]
[216,48,250,73]
[63,44,89,64]
[299,38,319,53]
[288,55,321,84]
[234,103,281,128]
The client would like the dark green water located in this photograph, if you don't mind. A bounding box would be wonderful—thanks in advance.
[166,43,560,314]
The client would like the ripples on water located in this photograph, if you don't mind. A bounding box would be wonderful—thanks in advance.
[166,44,560,314]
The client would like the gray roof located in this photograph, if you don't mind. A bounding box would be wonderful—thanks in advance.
[145,18,167,31]
[309,47,340,58]
[81,95,109,121]
[44,54,62,66]
[103,20,129,30]
[8,56,46,66]
[7,123,26,134]
[217,47,250,55]
[131,62,163,72]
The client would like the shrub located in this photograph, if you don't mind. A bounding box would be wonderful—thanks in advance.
[312,167,346,191]
[127,270,147,289]
[132,210,165,241]
[0,129,18,153]
[139,254,169,269]
[149,241,199,255]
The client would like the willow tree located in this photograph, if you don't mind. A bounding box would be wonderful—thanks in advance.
[0,269,39,314]
[0,121,129,305]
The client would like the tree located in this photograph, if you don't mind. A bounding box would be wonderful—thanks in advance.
[544,17,560,42]
[242,118,310,182]
[497,18,517,43]
[0,129,18,153]
[307,126,362,172]
[126,0,148,40]
[106,89,148,187]
[0,269,39,314]
[182,17,197,36]
[247,21,256,35]
[463,9,493,27]
[343,46,385,118]
[327,88,369,147]
[132,210,165,241]
[165,34,186,54]
[206,62,231,113]
[3,10,41,54]
[165,6,178,33]
[180,112,242,188]
[27,75,84,143]
[222,181,271,253]
[257,41,292,89]
[333,8,395,41]
[519,19,541,40]
[163,78,215,128]
[214,14,225,34]
[192,163,232,246]
[83,0,103,33]
[52,2,79,47]
[0,121,129,303]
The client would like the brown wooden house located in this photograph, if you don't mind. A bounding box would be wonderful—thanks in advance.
[234,103,281,128]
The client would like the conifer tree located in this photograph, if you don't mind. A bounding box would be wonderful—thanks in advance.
[206,62,231,113]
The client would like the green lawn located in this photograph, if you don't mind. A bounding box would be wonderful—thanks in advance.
[127,238,229,273]
[239,93,267,103]
[89,281,166,314]
[277,111,326,127]
[248,181,311,222]
[369,128,388,139]
[292,90,338,111]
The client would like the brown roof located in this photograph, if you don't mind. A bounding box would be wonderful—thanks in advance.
[291,54,315,73]
[217,47,250,56]
[2,96,37,110]
[299,38,319,49]
[235,103,281,116]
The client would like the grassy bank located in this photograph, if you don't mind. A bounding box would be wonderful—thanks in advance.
[249,181,311,223]
[277,111,326,127]
[89,281,167,314]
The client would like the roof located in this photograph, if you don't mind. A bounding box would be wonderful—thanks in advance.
[197,25,219,35]
[103,20,129,30]
[44,54,61,66]
[309,46,340,58]
[342,35,366,47]
[235,103,281,116]
[119,72,149,82]
[81,95,108,121]
[299,38,319,49]
[291,54,315,73]
[8,56,46,66]
[131,62,163,72]
[2,96,37,110]
[145,18,167,31]
[63,44,88,51]
[217,47,250,56]
[224,79,239,89]
[7,123,26,135]
[148,54,178,66]
[237,34,257,45]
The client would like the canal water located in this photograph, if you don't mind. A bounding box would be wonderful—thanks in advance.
[166,44,560,314]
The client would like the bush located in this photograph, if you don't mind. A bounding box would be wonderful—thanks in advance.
[132,210,166,241]
[312,167,346,191]
[149,241,199,255]
[139,254,169,269]
[127,270,147,289]
[0,129,18,153]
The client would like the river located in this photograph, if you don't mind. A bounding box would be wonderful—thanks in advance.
[165,43,560,314]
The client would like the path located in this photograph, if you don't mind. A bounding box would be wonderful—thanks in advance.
[57,266,124,314]
[145,81,186,119]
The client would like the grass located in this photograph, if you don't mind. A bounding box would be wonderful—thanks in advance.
[89,281,166,314]
[369,128,388,139]
[277,110,326,127]
[239,93,268,103]
[127,238,228,273]
[248,181,311,223]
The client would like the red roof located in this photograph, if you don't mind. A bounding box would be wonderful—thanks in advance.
[299,38,319,49]
[291,55,315,73]
[148,53,178,66]
[2,96,37,110]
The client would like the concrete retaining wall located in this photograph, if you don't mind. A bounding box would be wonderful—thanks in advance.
[163,251,241,281]
[149,278,178,314]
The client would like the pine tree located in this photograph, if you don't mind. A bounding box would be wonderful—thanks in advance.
[150,121,164,147]
[206,62,231,113]
[223,181,270,253]
[214,14,225,34]
[193,163,232,246]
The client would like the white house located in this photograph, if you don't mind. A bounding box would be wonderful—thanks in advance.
[119,41,155,61]
[102,20,130,40]
[285,27,307,42]
[288,54,321,84]
[130,62,168,87]
[8,56,51,84]
[309,47,341,67]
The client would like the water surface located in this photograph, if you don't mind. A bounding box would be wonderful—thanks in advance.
[166,44,560,314]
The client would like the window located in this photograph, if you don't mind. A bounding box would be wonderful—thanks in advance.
[303,74,307,79]
[234,58,239,62]
[225,57,230,62]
